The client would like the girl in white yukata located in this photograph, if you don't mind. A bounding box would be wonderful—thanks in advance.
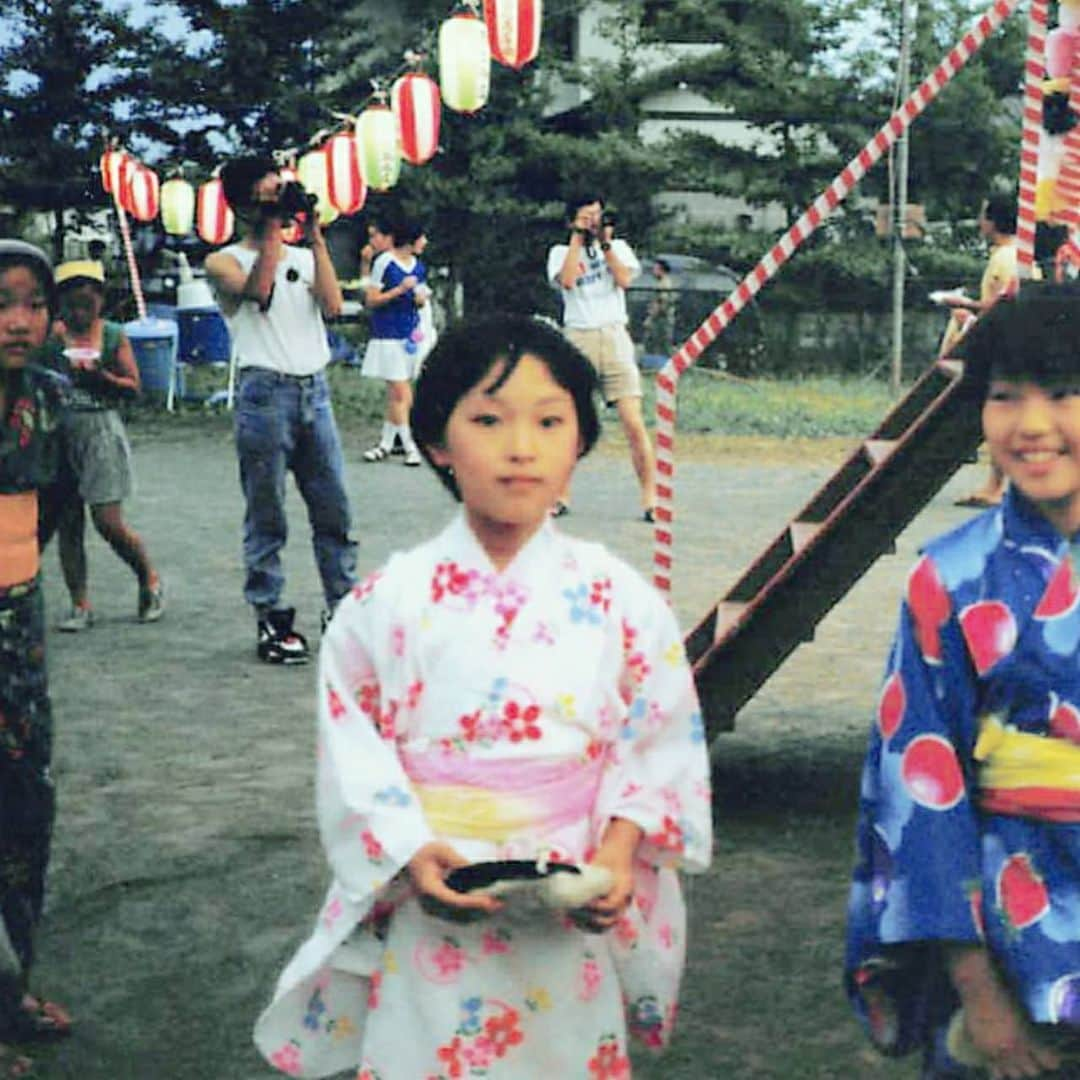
[254,314,713,1079]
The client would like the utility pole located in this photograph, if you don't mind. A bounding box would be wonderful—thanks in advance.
[891,0,914,397]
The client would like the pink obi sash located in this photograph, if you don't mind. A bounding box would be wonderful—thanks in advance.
[400,750,605,842]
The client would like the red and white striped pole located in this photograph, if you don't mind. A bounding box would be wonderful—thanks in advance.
[1016,0,1049,276]
[111,190,147,321]
[652,0,1020,596]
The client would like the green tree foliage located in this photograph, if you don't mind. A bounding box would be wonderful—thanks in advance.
[634,0,861,224]
[161,0,341,158]
[0,0,178,257]
[316,0,670,317]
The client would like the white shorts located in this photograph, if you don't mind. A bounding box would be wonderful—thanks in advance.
[361,338,420,382]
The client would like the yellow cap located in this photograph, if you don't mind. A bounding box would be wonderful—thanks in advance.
[55,259,105,287]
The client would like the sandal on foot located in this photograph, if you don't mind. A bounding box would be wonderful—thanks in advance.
[0,1046,32,1078]
[363,445,391,463]
[2,995,71,1042]
[403,448,422,467]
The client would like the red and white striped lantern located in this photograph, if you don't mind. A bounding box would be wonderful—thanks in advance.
[196,177,234,246]
[483,0,542,70]
[102,149,134,207]
[439,11,491,114]
[125,164,160,223]
[392,73,441,165]
[100,148,129,196]
[356,104,401,191]
[324,130,367,214]
[160,177,195,236]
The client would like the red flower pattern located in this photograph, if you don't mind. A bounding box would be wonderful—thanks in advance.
[501,700,542,742]
[483,1008,524,1057]
[588,1036,631,1079]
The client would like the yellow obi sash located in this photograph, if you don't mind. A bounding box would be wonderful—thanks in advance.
[975,714,1080,822]
[0,491,39,589]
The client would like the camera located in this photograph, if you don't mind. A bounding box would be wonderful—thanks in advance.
[264,180,318,220]
[601,211,617,231]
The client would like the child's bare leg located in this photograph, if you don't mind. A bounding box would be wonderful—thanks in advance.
[56,499,89,608]
[89,502,157,589]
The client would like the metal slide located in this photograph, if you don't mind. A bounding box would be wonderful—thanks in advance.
[686,358,983,740]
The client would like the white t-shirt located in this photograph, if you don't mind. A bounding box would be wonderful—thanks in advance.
[547,238,641,329]
[218,243,330,376]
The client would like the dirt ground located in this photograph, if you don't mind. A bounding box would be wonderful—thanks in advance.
[23,415,985,1079]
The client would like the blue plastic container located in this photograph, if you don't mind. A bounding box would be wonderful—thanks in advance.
[178,306,231,365]
[124,317,179,399]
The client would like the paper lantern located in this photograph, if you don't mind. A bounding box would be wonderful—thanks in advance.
[439,11,491,114]
[125,165,160,223]
[196,178,234,246]
[324,131,367,214]
[356,104,401,192]
[1047,27,1080,79]
[160,177,195,236]
[392,73,441,166]
[483,0,542,70]
[102,150,135,210]
[296,149,339,227]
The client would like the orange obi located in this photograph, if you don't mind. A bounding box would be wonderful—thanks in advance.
[0,491,40,588]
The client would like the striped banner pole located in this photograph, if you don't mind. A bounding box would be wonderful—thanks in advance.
[652,0,1020,596]
[1016,0,1049,276]
[112,190,147,321]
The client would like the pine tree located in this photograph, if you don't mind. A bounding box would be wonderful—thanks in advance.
[0,0,178,257]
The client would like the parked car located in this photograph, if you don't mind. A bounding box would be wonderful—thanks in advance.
[627,253,761,370]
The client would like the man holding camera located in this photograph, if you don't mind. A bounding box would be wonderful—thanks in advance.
[205,155,356,665]
[547,194,656,521]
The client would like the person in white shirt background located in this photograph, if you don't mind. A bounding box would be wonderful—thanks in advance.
[547,195,657,522]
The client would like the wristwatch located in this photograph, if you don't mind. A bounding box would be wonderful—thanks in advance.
[600,241,612,252]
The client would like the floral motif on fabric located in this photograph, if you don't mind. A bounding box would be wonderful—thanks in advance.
[431,998,525,1078]
[430,560,528,649]
[586,1033,631,1079]
[439,680,544,752]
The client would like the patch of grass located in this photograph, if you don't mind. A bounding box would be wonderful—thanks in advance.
[127,363,899,446]
[643,370,897,438]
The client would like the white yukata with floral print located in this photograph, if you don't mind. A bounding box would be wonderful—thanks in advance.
[254,512,713,1079]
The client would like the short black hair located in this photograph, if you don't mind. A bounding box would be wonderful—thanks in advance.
[982,194,1018,236]
[655,258,671,273]
[411,314,602,499]
[220,155,278,211]
[958,282,1080,395]
[370,211,422,247]
[0,239,56,317]
[565,194,604,222]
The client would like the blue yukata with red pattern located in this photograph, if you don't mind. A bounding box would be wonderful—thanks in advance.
[845,486,1080,1070]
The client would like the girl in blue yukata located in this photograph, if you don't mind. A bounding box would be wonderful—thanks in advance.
[254,314,712,1079]
[846,283,1080,1079]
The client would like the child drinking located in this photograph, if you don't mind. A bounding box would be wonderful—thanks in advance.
[42,260,163,628]
[255,314,713,1077]
[0,240,72,1076]
[360,213,428,468]
[846,284,1080,1077]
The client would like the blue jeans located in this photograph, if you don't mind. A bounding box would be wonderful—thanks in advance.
[235,368,357,614]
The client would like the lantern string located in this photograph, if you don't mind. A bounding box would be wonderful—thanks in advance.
[97,0,540,222]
